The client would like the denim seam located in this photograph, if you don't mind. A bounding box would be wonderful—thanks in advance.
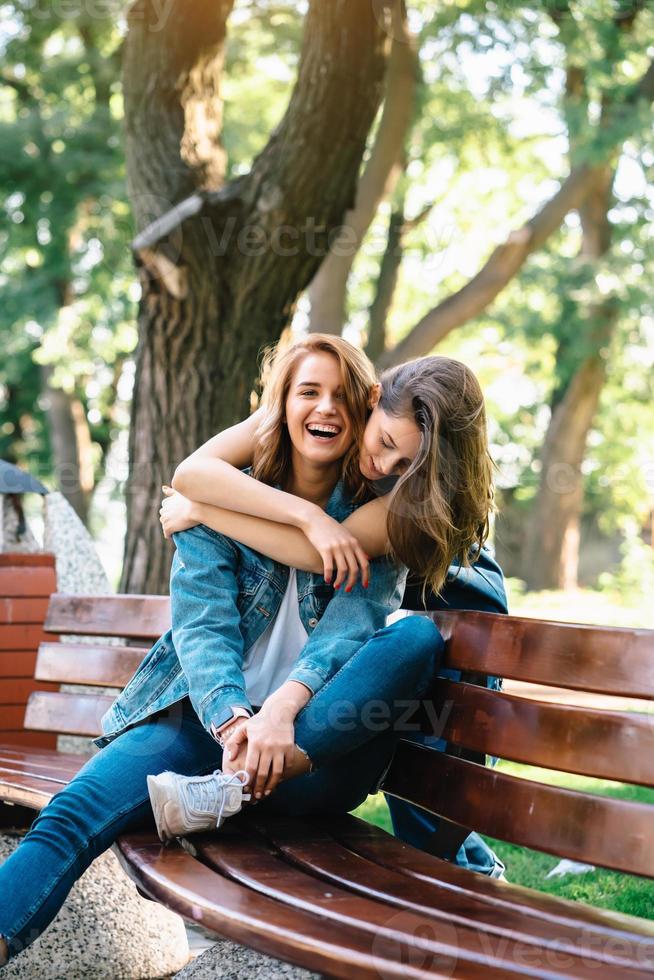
[191,526,239,559]
[5,761,216,949]
[199,684,249,714]
[293,659,328,682]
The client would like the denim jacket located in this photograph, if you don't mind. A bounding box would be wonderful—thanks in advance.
[95,479,407,748]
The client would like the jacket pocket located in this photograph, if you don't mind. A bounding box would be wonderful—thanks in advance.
[307,582,333,621]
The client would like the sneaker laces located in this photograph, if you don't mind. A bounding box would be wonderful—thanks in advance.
[186,769,250,826]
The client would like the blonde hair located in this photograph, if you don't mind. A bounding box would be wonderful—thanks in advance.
[252,334,376,500]
[379,356,494,596]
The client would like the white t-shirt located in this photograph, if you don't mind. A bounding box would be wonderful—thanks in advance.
[242,568,308,706]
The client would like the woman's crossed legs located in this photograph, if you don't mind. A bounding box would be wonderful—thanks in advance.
[0,614,441,961]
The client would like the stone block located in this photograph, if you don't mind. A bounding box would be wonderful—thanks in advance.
[0,832,189,980]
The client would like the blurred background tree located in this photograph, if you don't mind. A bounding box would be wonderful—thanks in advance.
[1,0,653,602]
[0,2,136,525]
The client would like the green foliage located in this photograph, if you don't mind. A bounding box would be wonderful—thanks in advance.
[2,0,653,582]
[597,535,654,599]
[347,1,654,565]
[222,2,300,176]
[0,3,135,486]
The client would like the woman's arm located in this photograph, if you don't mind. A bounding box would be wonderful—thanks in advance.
[172,408,322,533]
[171,409,375,586]
[161,490,390,588]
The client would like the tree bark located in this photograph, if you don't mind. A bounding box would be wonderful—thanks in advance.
[120,0,388,594]
[306,21,418,334]
[366,204,405,362]
[522,164,616,590]
[41,368,92,525]
[366,192,432,363]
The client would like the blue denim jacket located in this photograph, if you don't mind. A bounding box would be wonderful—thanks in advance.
[96,479,407,748]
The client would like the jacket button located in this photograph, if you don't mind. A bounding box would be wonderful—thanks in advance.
[308,618,318,629]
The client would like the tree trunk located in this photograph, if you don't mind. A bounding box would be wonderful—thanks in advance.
[366,190,431,363]
[306,20,418,334]
[120,0,388,594]
[522,165,616,590]
[366,203,405,362]
[41,368,92,525]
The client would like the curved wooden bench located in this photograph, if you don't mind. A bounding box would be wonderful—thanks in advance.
[0,594,653,978]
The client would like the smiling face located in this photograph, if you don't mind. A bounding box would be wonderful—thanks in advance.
[284,351,355,467]
[359,391,423,481]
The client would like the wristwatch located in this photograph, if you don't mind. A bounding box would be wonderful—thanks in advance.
[210,708,251,747]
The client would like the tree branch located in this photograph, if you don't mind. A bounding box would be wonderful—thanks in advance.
[123,0,234,231]
[306,14,419,333]
[379,56,654,368]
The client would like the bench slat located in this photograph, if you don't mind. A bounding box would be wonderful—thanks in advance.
[0,625,52,651]
[0,598,50,624]
[0,748,88,781]
[0,678,59,703]
[35,642,148,688]
[0,651,38,677]
[0,731,57,749]
[434,680,654,787]
[431,611,654,698]
[24,691,113,736]
[116,834,448,980]
[247,814,654,972]
[0,770,68,809]
[329,814,654,942]
[44,594,170,640]
[0,706,32,728]
[383,743,654,878]
[0,567,56,598]
[195,828,650,979]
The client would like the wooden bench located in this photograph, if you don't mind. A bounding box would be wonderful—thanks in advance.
[1,593,653,978]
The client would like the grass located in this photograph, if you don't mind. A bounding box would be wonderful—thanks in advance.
[505,579,654,630]
[354,588,654,922]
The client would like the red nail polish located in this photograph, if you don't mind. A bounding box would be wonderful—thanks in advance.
[345,586,352,593]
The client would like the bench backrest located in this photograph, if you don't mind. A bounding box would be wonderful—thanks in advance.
[25,594,170,738]
[25,595,654,879]
[383,610,654,879]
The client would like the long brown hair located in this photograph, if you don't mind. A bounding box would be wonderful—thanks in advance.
[379,356,494,596]
[252,334,376,499]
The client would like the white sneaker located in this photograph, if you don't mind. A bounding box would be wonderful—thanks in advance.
[147,768,250,843]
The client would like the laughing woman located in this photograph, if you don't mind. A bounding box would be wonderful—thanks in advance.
[161,335,507,875]
[0,335,447,965]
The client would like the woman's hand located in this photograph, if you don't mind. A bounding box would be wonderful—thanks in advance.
[220,716,249,775]
[301,510,369,592]
[159,486,199,539]
[224,708,295,800]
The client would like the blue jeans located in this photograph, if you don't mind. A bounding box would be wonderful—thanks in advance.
[0,617,441,960]
[388,547,509,877]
